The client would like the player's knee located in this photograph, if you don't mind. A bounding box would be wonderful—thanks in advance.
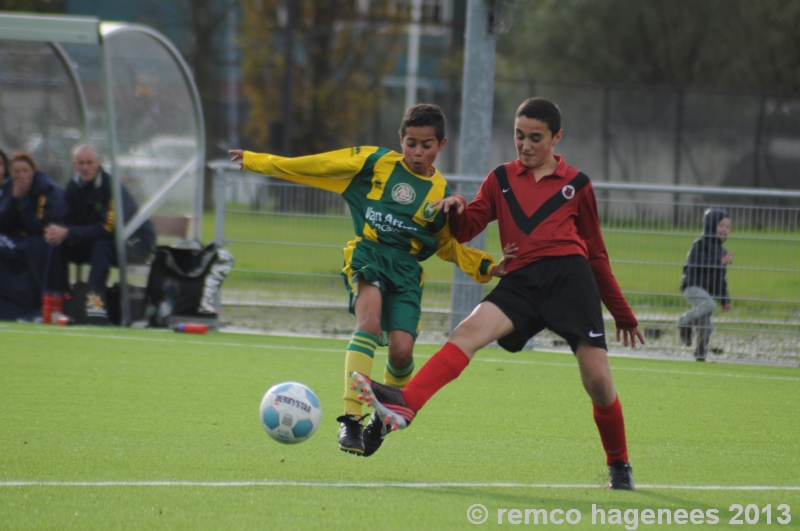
[387,332,414,365]
[387,348,413,368]
[583,374,615,403]
[451,318,488,348]
[355,316,381,338]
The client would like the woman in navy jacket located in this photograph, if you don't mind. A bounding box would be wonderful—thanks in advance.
[0,152,64,320]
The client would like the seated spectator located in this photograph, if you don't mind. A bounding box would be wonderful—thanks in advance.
[0,152,64,320]
[46,145,156,323]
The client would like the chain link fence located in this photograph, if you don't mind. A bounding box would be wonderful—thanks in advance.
[210,162,799,366]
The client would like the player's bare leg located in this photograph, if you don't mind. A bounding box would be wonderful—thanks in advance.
[385,330,414,386]
[353,302,514,431]
[575,343,617,406]
[576,341,634,490]
[353,281,382,338]
[449,302,515,358]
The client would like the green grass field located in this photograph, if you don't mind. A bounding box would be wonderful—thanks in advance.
[1,322,798,529]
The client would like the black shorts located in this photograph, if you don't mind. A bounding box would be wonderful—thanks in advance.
[483,255,607,353]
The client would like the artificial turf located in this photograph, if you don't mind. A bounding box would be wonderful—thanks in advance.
[1,322,798,530]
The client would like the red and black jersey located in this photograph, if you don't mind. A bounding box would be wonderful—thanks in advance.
[450,155,637,328]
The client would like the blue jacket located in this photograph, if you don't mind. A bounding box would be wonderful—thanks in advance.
[680,208,730,303]
[63,169,155,250]
[0,172,64,237]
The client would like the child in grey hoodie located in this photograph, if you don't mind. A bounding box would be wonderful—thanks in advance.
[678,208,734,360]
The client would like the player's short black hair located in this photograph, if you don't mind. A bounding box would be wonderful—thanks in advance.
[515,98,561,137]
[399,103,446,142]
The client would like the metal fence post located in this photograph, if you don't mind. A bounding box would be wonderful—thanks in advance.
[213,165,228,313]
[449,0,498,332]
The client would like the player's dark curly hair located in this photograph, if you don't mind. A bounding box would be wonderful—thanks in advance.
[516,98,561,137]
[399,103,446,142]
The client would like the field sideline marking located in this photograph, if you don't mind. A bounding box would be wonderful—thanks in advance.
[479,357,800,382]
[4,328,798,382]
[1,480,799,491]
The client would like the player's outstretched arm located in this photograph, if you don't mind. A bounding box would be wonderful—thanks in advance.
[229,148,368,194]
[616,325,645,348]
[433,223,496,284]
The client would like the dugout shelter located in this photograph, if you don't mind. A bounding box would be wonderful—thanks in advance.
[0,12,205,324]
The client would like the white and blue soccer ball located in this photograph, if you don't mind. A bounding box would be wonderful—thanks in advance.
[259,382,322,444]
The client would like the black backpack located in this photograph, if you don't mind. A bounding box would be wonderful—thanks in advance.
[144,241,221,327]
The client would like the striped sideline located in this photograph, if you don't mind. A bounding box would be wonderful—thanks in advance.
[1,480,799,491]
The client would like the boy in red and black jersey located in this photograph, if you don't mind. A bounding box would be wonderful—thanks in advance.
[352,98,645,490]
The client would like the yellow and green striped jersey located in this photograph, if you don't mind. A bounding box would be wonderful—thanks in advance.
[243,146,495,283]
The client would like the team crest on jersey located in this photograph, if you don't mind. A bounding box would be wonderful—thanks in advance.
[421,200,438,221]
[391,183,416,205]
[562,184,576,200]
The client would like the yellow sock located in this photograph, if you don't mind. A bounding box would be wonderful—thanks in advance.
[383,359,415,389]
[343,331,379,417]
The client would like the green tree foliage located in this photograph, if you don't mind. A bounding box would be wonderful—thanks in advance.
[499,0,800,92]
[240,0,405,155]
[142,0,235,209]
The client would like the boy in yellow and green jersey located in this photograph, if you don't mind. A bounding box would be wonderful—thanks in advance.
[230,104,511,456]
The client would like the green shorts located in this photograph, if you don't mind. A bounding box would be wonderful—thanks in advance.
[341,240,423,339]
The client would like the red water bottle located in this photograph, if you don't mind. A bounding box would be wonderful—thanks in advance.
[42,294,54,324]
[173,323,209,334]
[52,294,64,321]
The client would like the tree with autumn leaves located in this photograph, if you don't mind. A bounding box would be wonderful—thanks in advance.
[240,1,406,157]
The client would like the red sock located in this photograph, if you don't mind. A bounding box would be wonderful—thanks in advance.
[593,396,629,465]
[402,342,470,411]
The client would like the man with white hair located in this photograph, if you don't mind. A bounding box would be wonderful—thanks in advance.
[45,145,155,323]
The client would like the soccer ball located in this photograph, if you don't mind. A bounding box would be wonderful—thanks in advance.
[259,382,322,444]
